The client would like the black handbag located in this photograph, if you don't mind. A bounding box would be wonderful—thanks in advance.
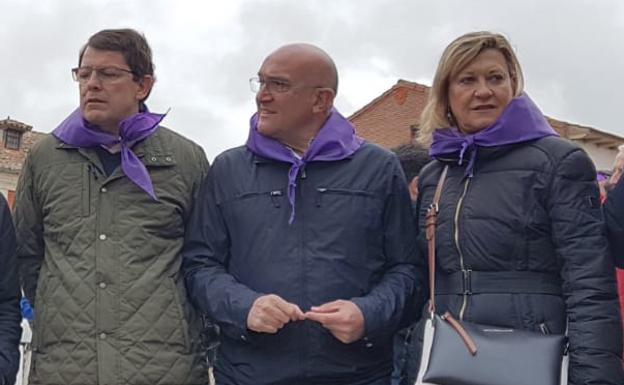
[415,165,568,385]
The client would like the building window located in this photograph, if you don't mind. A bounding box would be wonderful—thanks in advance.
[4,129,22,150]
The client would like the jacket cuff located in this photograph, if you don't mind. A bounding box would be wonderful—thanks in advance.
[226,290,264,344]
[350,297,384,343]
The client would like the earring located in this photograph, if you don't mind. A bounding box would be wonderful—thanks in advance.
[446,108,455,126]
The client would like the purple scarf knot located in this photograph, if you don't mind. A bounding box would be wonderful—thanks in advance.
[458,135,475,166]
[52,107,166,199]
[246,108,364,224]
[429,94,558,177]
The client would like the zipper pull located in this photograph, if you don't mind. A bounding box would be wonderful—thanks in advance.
[269,190,282,208]
[316,187,327,207]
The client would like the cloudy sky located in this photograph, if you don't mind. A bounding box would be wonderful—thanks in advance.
[2,0,623,160]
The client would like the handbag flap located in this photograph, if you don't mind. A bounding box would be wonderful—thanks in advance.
[423,315,565,385]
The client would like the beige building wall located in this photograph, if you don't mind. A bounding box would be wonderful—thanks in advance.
[580,142,617,171]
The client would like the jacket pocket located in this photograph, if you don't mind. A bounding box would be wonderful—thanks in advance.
[169,277,191,353]
[314,187,383,230]
[232,190,284,207]
[315,187,376,204]
[220,189,286,248]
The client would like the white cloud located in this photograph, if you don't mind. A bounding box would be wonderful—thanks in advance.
[2,0,624,160]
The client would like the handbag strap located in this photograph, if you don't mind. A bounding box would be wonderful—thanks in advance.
[424,165,478,356]
[426,165,449,315]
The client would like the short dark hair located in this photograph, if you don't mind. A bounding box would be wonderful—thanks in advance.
[79,28,155,101]
[392,143,430,181]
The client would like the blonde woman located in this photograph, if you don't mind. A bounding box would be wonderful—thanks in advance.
[406,31,623,384]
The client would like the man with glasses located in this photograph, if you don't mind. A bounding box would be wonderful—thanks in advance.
[182,43,423,385]
[13,28,209,385]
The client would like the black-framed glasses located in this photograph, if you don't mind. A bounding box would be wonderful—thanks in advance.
[71,66,136,84]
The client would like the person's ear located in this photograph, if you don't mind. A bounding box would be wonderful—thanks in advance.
[312,88,335,113]
[135,75,155,101]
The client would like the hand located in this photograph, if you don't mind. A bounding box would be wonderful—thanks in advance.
[247,294,305,333]
[305,300,365,343]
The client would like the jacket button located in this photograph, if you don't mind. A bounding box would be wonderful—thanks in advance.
[99,333,107,340]
[100,187,107,193]
[165,156,172,162]
[151,157,157,161]
[99,282,107,289]
[240,335,247,341]
[99,234,107,241]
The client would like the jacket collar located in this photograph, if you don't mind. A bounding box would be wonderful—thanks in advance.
[56,126,176,168]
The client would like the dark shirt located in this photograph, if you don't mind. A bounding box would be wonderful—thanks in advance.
[94,146,121,176]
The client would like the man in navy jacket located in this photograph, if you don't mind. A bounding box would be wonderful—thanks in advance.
[182,44,424,385]
[0,194,21,385]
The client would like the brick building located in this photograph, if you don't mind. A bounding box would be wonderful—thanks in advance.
[0,117,45,207]
[349,79,624,170]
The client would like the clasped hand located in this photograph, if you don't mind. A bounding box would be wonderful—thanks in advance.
[247,295,365,344]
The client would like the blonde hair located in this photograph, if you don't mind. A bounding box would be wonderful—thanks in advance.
[418,31,525,146]
[614,144,624,168]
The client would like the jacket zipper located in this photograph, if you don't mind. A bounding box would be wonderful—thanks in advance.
[454,178,471,320]
[298,165,307,379]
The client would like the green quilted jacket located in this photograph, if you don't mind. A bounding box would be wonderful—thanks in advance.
[13,127,209,385]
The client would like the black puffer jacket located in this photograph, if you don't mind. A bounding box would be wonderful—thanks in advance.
[407,136,623,384]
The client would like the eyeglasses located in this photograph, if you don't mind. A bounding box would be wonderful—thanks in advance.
[249,77,294,93]
[71,66,136,84]
[249,77,328,94]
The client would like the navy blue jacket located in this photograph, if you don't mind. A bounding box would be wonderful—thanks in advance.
[604,176,624,268]
[0,195,21,385]
[182,143,424,385]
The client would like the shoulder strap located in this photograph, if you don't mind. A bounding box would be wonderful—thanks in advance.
[425,165,449,315]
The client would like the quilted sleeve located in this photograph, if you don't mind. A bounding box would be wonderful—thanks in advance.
[548,148,624,384]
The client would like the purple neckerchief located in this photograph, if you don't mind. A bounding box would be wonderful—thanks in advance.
[52,107,166,199]
[246,108,364,224]
[429,93,559,177]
